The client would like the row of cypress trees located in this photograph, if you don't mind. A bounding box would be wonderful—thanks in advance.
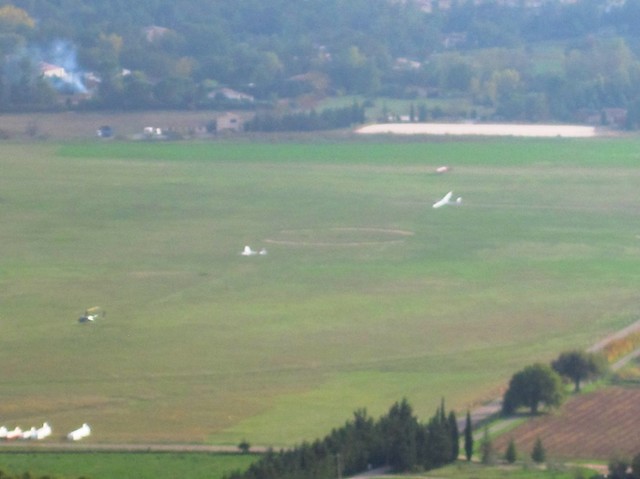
[243,103,366,132]
[225,398,461,479]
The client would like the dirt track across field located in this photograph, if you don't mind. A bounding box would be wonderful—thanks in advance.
[0,442,269,453]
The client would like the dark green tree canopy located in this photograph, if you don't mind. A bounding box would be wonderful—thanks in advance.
[505,438,517,464]
[531,437,546,464]
[463,410,473,462]
[4,0,640,122]
[551,350,607,392]
[226,398,461,479]
[502,363,565,415]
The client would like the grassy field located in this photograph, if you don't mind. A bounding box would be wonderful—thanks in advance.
[0,451,256,479]
[2,137,640,448]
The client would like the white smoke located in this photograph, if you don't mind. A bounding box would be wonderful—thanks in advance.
[42,40,87,93]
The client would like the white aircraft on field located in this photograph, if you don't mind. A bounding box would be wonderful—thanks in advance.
[241,246,267,256]
[5,426,23,440]
[36,422,52,440]
[67,423,91,441]
[432,191,462,208]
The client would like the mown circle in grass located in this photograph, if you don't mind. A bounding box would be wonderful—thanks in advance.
[264,227,414,246]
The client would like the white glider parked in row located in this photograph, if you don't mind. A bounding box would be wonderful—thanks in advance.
[35,422,52,440]
[5,427,23,440]
[0,422,52,441]
[67,423,91,441]
[241,246,267,256]
[432,191,462,208]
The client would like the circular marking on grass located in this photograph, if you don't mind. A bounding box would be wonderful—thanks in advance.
[265,227,414,246]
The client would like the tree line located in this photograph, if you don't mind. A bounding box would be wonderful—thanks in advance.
[502,350,608,416]
[244,103,366,132]
[225,398,464,479]
[3,0,640,125]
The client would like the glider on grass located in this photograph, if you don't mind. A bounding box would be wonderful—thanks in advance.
[0,422,51,440]
[5,427,23,440]
[78,306,104,323]
[432,191,462,208]
[241,246,267,256]
[35,422,52,440]
[67,423,91,441]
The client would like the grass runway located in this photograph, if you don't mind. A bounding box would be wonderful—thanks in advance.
[1,138,640,447]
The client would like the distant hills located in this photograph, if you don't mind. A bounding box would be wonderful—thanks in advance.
[2,0,640,127]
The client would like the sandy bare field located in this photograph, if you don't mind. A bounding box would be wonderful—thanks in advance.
[356,122,598,137]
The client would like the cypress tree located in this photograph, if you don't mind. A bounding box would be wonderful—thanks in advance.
[464,411,473,461]
[531,437,546,464]
[447,411,459,461]
[480,427,494,465]
[505,438,517,463]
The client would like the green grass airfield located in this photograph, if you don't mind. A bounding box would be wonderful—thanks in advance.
[1,138,640,447]
[0,451,256,479]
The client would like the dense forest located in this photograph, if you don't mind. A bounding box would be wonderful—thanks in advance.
[225,399,461,479]
[2,0,640,126]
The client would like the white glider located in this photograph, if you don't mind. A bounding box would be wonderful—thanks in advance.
[241,245,257,256]
[5,427,23,440]
[36,422,52,440]
[432,191,462,208]
[67,423,91,441]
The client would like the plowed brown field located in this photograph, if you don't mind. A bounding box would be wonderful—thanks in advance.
[493,387,640,460]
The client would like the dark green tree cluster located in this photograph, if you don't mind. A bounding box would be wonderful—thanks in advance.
[551,350,607,392]
[502,363,564,415]
[225,398,460,479]
[608,452,640,479]
[244,103,365,132]
[4,0,640,123]
[502,350,608,416]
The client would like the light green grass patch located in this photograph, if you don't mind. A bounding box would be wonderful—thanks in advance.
[2,138,640,445]
[0,452,256,479]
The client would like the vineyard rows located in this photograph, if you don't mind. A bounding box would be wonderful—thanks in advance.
[493,387,640,460]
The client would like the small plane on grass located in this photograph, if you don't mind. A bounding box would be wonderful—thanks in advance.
[0,422,52,440]
[5,427,23,440]
[241,246,267,256]
[78,306,104,323]
[35,422,52,440]
[432,191,462,208]
[67,423,91,441]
